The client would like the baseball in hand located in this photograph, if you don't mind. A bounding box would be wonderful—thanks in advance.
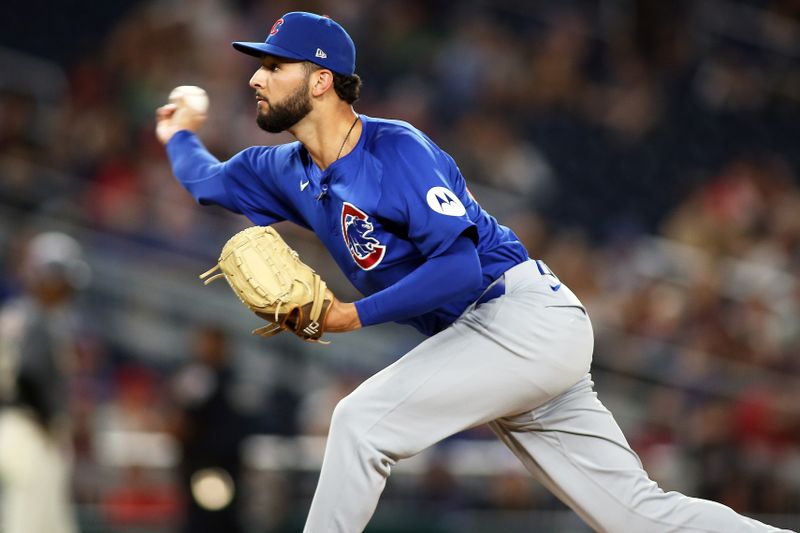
[169,85,209,114]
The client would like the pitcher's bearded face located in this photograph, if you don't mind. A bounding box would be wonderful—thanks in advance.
[256,79,312,133]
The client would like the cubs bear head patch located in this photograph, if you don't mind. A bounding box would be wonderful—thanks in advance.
[341,202,386,270]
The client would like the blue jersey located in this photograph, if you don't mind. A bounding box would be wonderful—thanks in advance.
[176,116,528,335]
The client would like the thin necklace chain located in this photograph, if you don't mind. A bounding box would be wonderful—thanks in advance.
[336,115,359,162]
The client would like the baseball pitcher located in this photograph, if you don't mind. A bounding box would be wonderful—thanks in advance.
[156,11,793,533]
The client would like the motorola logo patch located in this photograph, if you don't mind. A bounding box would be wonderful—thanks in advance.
[425,186,466,217]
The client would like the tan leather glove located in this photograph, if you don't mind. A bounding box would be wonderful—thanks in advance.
[201,226,333,343]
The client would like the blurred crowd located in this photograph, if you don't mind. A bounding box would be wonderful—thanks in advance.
[2,0,800,531]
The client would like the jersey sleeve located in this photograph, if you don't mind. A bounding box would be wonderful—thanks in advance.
[220,146,294,225]
[166,130,294,226]
[354,234,482,326]
[382,132,476,258]
[166,130,241,212]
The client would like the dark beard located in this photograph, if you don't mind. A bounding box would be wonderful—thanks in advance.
[256,82,312,133]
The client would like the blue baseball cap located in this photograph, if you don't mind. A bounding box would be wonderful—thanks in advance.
[232,12,356,76]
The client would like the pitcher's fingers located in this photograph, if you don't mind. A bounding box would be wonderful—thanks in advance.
[155,103,178,120]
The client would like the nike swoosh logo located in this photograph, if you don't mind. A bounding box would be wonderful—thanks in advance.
[549,283,562,292]
[300,180,310,191]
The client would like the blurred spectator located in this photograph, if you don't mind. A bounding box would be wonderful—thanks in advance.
[0,231,90,533]
[96,363,165,433]
[298,369,363,437]
[487,470,537,511]
[169,324,254,533]
[93,364,180,530]
[101,465,181,530]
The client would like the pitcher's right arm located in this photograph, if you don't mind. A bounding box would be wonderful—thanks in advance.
[155,91,241,211]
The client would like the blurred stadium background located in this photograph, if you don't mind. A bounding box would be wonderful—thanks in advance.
[2,0,800,531]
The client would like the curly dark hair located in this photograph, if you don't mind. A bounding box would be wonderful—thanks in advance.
[304,62,362,104]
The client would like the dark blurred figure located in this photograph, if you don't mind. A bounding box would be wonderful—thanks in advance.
[0,231,90,533]
[170,324,252,533]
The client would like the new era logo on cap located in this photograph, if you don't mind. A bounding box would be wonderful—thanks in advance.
[232,11,356,75]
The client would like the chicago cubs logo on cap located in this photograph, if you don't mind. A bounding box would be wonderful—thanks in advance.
[426,186,466,217]
[341,202,385,270]
[269,18,284,35]
[233,12,356,75]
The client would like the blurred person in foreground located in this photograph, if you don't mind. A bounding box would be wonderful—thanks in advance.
[0,232,90,533]
[155,11,792,533]
[170,324,252,533]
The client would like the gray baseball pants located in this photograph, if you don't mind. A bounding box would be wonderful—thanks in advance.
[304,260,791,532]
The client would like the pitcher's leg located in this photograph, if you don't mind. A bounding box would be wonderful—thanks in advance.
[490,375,791,533]
[303,305,592,532]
